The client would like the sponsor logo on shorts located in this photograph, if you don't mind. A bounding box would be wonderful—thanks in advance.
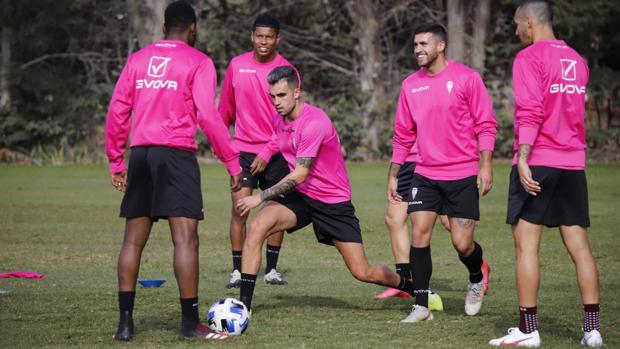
[410,187,423,205]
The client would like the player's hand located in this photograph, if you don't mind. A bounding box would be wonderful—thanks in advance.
[236,195,261,216]
[477,163,493,196]
[230,173,242,192]
[111,171,127,192]
[387,175,402,204]
[249,156,267,176]
[517,159,541,196]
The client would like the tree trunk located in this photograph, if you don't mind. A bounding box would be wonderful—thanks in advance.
[471,0,491,73]
[128,0,169,49]
[0,27,10,111]
[345,0,383,160]
[446,0,465,62]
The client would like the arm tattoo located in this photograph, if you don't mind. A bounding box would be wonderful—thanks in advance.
[296,157,314,169]
[455,218,475,229]
[518,144,531,162]
[260,179,298,202]
[388,163,402,178]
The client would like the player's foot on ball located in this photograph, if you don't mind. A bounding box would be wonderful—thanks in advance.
[178,323,229,340]
[465,280,484,316]
[264,269,288,285]
[400,304,433,323]
[225,270,241,289]
[113,311,134,341]
[581,329,603,347]
[489,327,540,347]
[428,291,444,312]
[482,259,490,294]
[374,287,412,299]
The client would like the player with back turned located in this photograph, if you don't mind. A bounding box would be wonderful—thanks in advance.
[105,1,239,341]
[489,1,602,347]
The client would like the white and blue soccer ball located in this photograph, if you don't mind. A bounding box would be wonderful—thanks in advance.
[207,298,250,335]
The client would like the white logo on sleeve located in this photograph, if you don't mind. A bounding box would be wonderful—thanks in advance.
[136,56,178,90]
[147,56,171,77]
[447,81,453,93]
[560,59,577,81]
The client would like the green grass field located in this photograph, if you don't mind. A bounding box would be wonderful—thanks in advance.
[1,163,618,348]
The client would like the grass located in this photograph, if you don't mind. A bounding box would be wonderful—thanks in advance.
[0,163,618,349]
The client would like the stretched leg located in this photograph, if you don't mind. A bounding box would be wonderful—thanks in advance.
[114,216,152,341]
[333,241,401,287]
[240,202,296,310]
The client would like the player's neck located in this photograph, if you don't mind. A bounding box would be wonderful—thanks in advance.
[425,55,448,76]
[285,101,303,123]
[531,26,556,43]
[253,51,277,64]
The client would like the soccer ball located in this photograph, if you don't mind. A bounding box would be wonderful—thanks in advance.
[207,298,250,335]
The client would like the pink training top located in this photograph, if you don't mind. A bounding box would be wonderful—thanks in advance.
[512,40,588,169]
[259,103,352,204]
[392,61,497,180]
[218,52,294,154]
[105,40,240,176]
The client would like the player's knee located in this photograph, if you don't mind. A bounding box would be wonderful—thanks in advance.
[453,240,472,256]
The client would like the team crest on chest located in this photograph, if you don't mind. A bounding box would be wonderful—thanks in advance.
[447,80,454,93]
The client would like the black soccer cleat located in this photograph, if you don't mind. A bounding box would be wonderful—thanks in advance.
[113,311,134,341]
[178,323,229,340]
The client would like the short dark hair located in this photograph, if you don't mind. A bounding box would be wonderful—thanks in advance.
[518,0,553,24]
[253,14,280,34]
[267,66,299,88]
[164,1,196,32]
[413,22,448,45]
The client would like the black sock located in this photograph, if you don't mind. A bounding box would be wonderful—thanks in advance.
[395,263,412,282]
[583,304,601,332]
[411,246,432,308]
[118,291,135,316]
[180,297,199,331]
[265,244,281,273]
[519,306,538,334]
[458,242,483,283]
[232,250,242,272]
[240,273,257,311]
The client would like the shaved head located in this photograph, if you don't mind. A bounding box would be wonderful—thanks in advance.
[516,0,553,25]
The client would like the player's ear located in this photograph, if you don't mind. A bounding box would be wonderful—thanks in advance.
[275,33,281,46]
[438,40,446,53]
[293,87,301,100]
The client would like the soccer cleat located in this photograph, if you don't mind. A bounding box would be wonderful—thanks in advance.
[482,259,491,294]
[113,311,134,341]
[428,291,444,312]
[580,329,603,347]
[178,323,229,340]
[465,280,484,316]
[400,304,434,323]
[374,287,412,299]
[264,269,288,285]
[225,270,241,289]
[489,327,541,347]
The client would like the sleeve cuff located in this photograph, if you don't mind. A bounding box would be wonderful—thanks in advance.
[478,135,496,152]
[224,158,242,176]
[518,126,539,146]
[109,160,127,174]
[391,147,409,165]
[257,148,274,164]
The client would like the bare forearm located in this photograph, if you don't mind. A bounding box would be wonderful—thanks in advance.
[518,144,531,162]
[388,162,402,178]
[260,179,298,201]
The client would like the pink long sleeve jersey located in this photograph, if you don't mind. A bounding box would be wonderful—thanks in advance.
[218,52,294,154]
[105,40,240,176]
[512,40,588,169]
[392,61,498,180]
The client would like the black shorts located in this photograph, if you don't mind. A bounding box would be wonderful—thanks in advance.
[271,191,363,246]
[240,152,290,190]
[407,173,479,220]
[397,162,416,203]
[506,165,590,227]
[120,146,203,221]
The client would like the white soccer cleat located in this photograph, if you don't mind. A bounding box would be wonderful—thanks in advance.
[581,329,603,347]
[489,327,541,347]
[400,304,433,323]
[264,269,288,285]
[225,270,241,289]
[465,280,484,316]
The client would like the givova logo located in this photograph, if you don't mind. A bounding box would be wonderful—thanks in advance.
[550,59,585,95]
[136,56,178,90]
